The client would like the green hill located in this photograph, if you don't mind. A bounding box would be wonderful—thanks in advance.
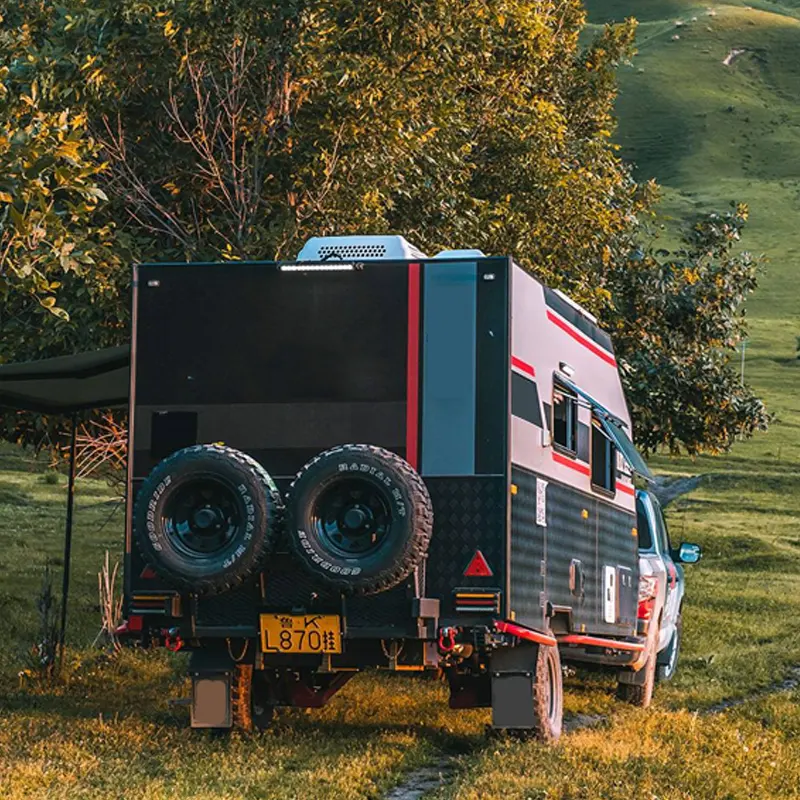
[586,0,800,466]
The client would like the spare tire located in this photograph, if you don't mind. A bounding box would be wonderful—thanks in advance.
[133,444,282,595]
[286,444,433,595]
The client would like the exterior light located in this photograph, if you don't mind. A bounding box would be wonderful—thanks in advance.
[279,263,357,272]
[559,361,575,378]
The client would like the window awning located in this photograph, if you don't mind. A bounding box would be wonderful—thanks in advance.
[0,346,130,413]
[597,415,653,481]
[559,377,653,481]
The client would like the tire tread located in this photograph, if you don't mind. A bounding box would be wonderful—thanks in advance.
[133,444,283,595]
[286,444,433,595]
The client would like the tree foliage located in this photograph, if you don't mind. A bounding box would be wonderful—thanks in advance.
[607,204,768,455]
[0,0,768,455]
[0,3,129,360]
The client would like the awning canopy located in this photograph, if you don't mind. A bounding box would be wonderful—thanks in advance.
[0,345,130,413]
[0,344,131,670]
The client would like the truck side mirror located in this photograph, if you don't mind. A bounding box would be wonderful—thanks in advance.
[675,542,702,564]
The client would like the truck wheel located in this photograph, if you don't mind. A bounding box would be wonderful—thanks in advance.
[133,445,283,595]
[657,616,682,682]
[491,642,563,743]
[286,444,433,595]
[617,639,657,708]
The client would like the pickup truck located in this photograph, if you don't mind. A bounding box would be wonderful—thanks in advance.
[615,489,702,706]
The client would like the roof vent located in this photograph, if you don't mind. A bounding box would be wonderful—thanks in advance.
[296,235,428,262]
[432,248,487,259]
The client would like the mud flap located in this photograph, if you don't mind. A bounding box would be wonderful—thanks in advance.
[191,675,232,728]
[490,644,539,729]
[189,648,236,728]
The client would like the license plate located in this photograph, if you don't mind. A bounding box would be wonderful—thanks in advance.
[260,614,342,654]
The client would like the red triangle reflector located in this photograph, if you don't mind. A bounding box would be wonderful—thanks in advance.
[140,566,157,579]
[464,550,493,577]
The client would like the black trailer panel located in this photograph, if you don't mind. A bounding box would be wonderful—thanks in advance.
[510,467,637,637]
[132,262,410,480]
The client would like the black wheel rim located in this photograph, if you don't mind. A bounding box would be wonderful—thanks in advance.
[162,476,244,558]
[311,477,393,557]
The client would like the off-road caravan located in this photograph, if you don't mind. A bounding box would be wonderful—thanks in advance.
[122,236,654,740]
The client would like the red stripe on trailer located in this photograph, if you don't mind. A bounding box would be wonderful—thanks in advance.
[546,310,617,367]
[558,634,645,652]
[495,620,558,647]
[511,356,535,378]
[552,450,591,476]
[616,482,635,496]
[406,263,421,469]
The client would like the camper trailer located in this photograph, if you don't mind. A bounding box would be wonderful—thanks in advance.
[122,236,657,740]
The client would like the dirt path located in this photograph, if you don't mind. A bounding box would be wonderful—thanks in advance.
[651,474,703,507]
[383,713,607,799]
[383,668,800,800]
[704,666,800,715]
[384,757,457,800]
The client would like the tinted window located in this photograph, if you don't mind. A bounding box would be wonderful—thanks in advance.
[553,382,578,454]
[512,372,543,427]
[636,494,654,550]
[591,414,616,493]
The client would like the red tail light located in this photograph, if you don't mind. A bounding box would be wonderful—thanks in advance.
[637,575,658,621]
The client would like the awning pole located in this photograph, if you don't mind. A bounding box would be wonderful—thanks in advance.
[57,412,78,669]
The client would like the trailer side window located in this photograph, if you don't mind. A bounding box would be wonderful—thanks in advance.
[552,382,578,455]
[591,414,616,494]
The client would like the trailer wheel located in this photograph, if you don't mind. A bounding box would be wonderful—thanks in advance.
[529,643,563,742]
[617,638,657,707]
[286,444,433,595]
[133,445,283,595]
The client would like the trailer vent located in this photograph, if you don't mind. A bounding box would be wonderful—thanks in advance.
[296,235,428,261]
[319,242,385,259]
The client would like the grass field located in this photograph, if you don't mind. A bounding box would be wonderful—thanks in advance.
[0,442,799,798]
[3,1,800,797]
[3,444,800,797]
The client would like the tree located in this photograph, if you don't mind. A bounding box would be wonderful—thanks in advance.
[607,204,769,455]
[74,0,646,310]
[0,1,768,456]
[0,6,120,335]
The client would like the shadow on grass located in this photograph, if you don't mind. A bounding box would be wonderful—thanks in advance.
[1,683,488,755]
[0,482,36,506]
